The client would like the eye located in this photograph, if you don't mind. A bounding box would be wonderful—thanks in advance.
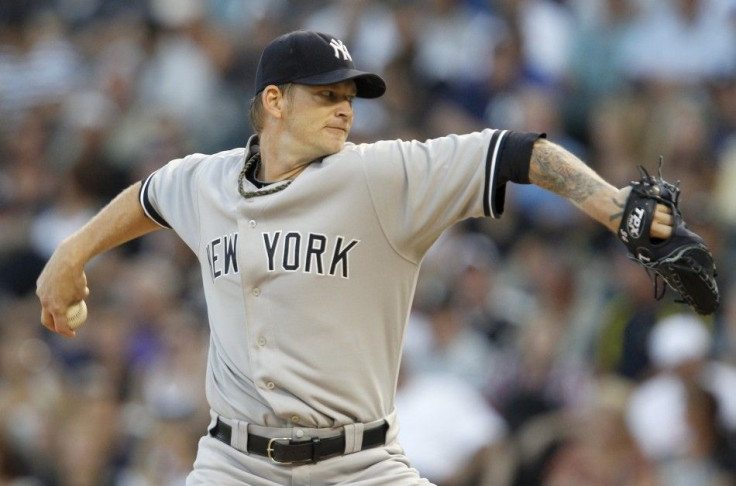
[319,90,355,105]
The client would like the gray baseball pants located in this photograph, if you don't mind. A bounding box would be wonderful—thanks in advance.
[186,413,433,485]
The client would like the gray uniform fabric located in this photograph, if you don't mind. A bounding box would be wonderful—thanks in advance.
[139,128,533,483]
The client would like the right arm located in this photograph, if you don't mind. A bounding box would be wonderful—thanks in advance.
[36,182,161,336]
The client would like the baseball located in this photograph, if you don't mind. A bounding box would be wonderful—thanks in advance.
[66,300,88,330]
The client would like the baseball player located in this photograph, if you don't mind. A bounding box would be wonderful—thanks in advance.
[36,31,674,485]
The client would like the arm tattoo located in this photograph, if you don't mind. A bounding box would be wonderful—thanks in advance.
[530,142,605,204]
[608,196,625,222]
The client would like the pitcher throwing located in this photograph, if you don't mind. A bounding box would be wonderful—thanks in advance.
[37,30,684,485]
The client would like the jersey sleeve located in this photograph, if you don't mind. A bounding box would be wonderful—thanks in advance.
[360,129,542,259]
[138,153,207,251]
[489,130,545,216]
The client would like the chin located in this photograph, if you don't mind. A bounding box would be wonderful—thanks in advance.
[323,139,346,155]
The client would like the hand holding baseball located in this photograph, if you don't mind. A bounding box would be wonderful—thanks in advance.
[66,300,88,330]
[36,242,90,337]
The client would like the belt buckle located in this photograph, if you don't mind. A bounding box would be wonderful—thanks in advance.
[266,437,294,464]
[267,436,320,465]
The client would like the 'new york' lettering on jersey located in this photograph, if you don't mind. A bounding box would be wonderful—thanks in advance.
[205,230,360,281]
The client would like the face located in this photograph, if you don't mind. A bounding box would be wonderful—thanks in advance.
[280,81,357,160]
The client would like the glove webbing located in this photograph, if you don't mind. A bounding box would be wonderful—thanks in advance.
[635,158,681,207]
[631,247,717,308]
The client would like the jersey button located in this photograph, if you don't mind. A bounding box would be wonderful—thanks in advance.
[248,220,256,228]
[266,381,275,390]
[291,415,300,423]
[252,288,261,297]
[257,337,267,346]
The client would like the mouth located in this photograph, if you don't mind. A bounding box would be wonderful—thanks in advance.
[325,126,348,135]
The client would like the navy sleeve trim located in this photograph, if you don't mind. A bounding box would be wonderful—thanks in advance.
[139,173,171,229]
[483,130,545,218]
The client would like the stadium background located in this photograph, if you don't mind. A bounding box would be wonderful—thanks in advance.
[1,0,736,484]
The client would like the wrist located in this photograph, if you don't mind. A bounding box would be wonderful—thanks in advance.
[606,187,629,234]
[57,233,92,270]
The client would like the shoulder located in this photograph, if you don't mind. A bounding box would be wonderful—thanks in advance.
[321,131,502,168]
[186,147,245,165]
[324,139,418,166]
[343,131,500,154]
[150,147,245,190]
[332,140,400,158]
[169,147,245,176]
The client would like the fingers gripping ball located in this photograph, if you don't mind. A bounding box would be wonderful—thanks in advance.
[618,159,719,315]
[66,300,88,330]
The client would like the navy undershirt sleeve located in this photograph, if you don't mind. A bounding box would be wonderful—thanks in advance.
[484,131,545,217]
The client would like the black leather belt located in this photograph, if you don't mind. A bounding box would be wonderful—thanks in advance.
[210,418,388,464]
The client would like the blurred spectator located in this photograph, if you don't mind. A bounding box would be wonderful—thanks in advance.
[627,314,736,484]
[137,309,208,422]
[0,10,80,126]
[709,75,736,153]
[0,296,63,483]
[585,94,649,186]
[485,312,592,434]
[28,168,98,261]
[417,229,519,346]
[137,0,242,152]
[713,137,736,287]
[405,285,498,390]
[619,0,736,86]
[543,374,658,486]
[513,0,576,88]
[566,0,642,132]
[0,113,63,297]
[594,251,674,380]
[48,379,121,486]
[410,0,508,126]
[396,359,506,485]
[115,419,199,486]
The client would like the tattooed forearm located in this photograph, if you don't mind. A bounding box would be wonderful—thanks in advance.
[528,139,625,233]
[529,140,606,204]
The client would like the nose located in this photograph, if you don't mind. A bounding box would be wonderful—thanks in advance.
[336,98,353,120]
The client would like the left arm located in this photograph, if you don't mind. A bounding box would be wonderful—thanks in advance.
[528,138,672,238]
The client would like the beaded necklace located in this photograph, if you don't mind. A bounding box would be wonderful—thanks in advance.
[237,152,293,199]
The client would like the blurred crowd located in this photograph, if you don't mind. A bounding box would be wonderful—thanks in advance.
[1,0,736,485]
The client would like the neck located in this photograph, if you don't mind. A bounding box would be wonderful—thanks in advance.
[256,132,314,183]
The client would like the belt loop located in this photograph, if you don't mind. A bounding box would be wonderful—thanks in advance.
[311,437,321,463]
[343,423,364,454]
[207,410,218,433]
[230,418,250,452]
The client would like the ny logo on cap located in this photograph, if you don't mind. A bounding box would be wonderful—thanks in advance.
[329,38,352,61]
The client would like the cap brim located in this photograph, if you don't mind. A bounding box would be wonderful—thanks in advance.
[294,68,386,99]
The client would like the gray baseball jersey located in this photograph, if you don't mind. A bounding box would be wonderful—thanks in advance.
[139,129,538,430]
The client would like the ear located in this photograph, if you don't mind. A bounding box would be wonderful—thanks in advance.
[262,85,285,120]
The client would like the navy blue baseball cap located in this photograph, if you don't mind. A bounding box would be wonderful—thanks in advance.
[254,31,386,99]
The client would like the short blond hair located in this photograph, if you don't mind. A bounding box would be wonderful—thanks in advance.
[248,83,293,133]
